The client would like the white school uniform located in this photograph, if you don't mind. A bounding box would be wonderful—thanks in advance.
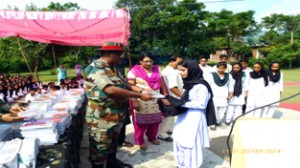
[23,87,28,95]
[261,72,283,118]
[208,73,234,124]
[17,88,24,97]
[199,64,212,80]
[213,63,232,73]
[6,90,15,103]
[25,94,38,103]
[173,84,210,168]
[159,66,183,139]
[226,73,247,123]
[243,67,252,74]
[41,89,49,94]
[244,73,266,117]
[0,92,5,101]
[77,79,85,88]
[12,90,19,100]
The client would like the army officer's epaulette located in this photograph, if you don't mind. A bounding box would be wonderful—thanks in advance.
[93,60,105,69]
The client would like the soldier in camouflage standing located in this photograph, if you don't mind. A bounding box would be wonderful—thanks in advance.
[84,42,153,168]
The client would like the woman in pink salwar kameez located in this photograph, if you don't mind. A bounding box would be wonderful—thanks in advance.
[127,52,167,150]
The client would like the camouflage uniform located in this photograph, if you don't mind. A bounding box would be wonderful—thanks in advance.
[84,59,127,166]
[0,99,11,122]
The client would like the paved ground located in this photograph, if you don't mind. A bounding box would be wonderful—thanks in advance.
[79,107,300,168]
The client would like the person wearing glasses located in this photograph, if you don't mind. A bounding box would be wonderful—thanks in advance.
[127,52,168,150]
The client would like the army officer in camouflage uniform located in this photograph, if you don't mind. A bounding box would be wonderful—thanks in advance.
[84,42,153,168]
[0,99,25,123]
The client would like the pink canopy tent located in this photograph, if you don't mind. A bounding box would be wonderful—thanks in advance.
[0,8,130,46]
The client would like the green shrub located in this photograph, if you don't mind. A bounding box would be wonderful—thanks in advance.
[41,59,54,70]
[248,57,270,69]
[50,70,56,75]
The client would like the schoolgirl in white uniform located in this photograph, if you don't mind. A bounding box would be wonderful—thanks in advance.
[173,59,212,168]
[226,62,246,124]
[245,62,268,117]
[262,61,283,118]
[208,62,233,128]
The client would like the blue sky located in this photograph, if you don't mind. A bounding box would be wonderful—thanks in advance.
[0,0,299,23]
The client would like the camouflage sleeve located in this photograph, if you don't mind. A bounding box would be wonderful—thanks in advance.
[0,100,11,114]
[87,67,114,91]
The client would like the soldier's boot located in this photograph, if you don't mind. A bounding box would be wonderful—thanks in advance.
[107,152,133,168]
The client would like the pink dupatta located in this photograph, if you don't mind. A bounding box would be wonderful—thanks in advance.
[130,65,161,90]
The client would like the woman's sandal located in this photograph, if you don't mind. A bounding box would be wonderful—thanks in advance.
[121,141,134,148]
[139,144,148,150]
[149,139,160,145]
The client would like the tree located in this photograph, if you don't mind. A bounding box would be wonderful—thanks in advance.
[259,14,300,68]
[207,10,257,57]
[261,14,285,34]
[41,2,81,11]
[115,0,215,58]
[116,0,177,58]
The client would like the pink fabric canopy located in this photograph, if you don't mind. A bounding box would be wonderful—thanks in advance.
[0,9,130,46]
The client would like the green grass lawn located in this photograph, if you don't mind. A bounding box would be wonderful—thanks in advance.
[20,69,76,82]
[281,68,300,103]
[18,67,300,103]
[282,68,300,82]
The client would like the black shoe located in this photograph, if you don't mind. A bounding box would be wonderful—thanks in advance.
[158,136,173,142]
[225,122,231,126]
[107,159,133,168]
[167,131,172,135]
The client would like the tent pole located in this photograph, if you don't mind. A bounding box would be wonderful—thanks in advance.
[121,8,129,44]
[127,44,132,68]
[52,44,57,69]
[123,8,132,68]
[17,37,32,74]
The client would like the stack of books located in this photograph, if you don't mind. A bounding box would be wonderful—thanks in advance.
[49,102,69,112]
[31,95,57,107]
[39,117,68,135]
[0,138,22,168]
[19,138,39,168]
[54,99,80,115]
[43,111,72,128]
[20,121,59,145]
[18,104,48,120]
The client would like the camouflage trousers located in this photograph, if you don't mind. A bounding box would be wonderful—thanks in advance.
[89,121,124,166]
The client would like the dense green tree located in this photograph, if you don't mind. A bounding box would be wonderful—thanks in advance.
[144,0,214,57]
[259,14,300,68]
[115,0,215,58]
[207,9,257,57]
[116,0,177,58]
[261,14,285,34]
[41,2,81,11]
